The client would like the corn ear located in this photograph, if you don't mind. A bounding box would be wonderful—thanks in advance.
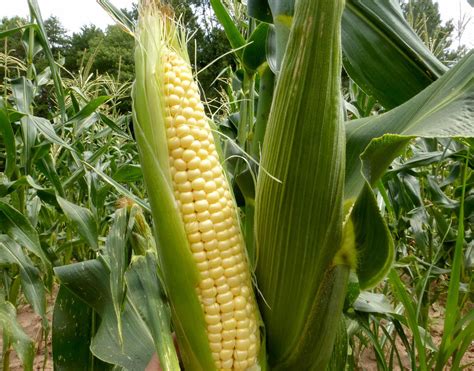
[255,0,348,368]
[133,2,261,369]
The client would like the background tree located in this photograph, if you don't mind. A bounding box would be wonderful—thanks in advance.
[0,16,28,62]
[86,25,135,81]
[2,2,234,106]
[64,25,105,72]
[44,16,70,58]
[400,0,467,62]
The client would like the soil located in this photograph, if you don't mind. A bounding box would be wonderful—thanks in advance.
[0,288,56,371]
[1,291,473,370]
[356,301,474,370]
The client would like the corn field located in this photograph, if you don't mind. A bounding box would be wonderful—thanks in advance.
[0,0,473,370]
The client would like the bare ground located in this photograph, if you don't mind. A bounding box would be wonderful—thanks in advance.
[0,289,56,371]
[356,301,474,370]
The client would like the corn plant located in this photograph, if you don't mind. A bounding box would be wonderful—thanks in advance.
[58,0,474,369]
[0,1,148,369]
[132,4,261,369]
[0,0,473,370]
[125,0,474,369]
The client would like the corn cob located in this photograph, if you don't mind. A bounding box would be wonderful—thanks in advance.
[163,50,259,370]
[133,2,260,369]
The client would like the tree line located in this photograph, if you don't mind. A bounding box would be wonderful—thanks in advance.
[1,1,233,103]
[0,0,467,105]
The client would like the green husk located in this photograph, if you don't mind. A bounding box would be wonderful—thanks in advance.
[255,0,347,367]
[132,2,215,369]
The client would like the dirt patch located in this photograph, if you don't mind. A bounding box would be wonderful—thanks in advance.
[355,301,474,370]
[0,288,56,371]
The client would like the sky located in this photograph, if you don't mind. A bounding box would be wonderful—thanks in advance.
[1,0,473,48]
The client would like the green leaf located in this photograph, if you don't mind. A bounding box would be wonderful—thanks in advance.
[243,23,270,72]
[68,96,110,122]
[10,77,33,114]
[251,65,275,159]
[351,185,394,289]
[99,113,129,137]
[26,195,41,228]
[56,196,99,251]
[82,161,150,212]
[0,236,47,324]
[266,0,295,72]
[11,78,36,174]
[36,66,51,86]
[112,164,143,183]
[210,0,246,59]
[0,175,45,197]
[103,207,130,345]
[0,106,16,178]
[248,0,273,23]
[354,291,395,314]
[389,270,427,368]
[97,0,135,35]
[264,0,447,109]
[344,53,473,289]
[54,260,109,314]
[255,0,346,368]
[54,259,155,370]
[55,260,150,369]
[27,0,66,120]
[29,115,71,149]
[21,24,43,58]
[126,253,180,370]
[342,0,447,109]
[345,51,474,202]
[0,301,34,371]
[37,155,65,197]
[387,150,464,172]
[0,201,51,272]
[435,152,470,370]
[91,295,154,370]
[52,286,94,371]
[0,24,34,39]
[0,175,46,198]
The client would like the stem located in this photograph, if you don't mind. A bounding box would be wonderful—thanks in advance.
[90,310,96,371]
[3,38,8,98]
[237,71,255,150]
[435,150,470,370]
[8,275,21,307]
[2,334,10,371]
[251,65,275,160]
[376,179,395,226]
[26,20,35,80]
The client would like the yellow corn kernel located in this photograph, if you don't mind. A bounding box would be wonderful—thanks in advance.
[162,49,259,370]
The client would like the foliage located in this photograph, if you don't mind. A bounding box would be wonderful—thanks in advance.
[43,16,70,58]
[86,25,135,82]
[0,16,29,63]
[400,0,468,62]
[64,25,104,72]
[0,0,472,370]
